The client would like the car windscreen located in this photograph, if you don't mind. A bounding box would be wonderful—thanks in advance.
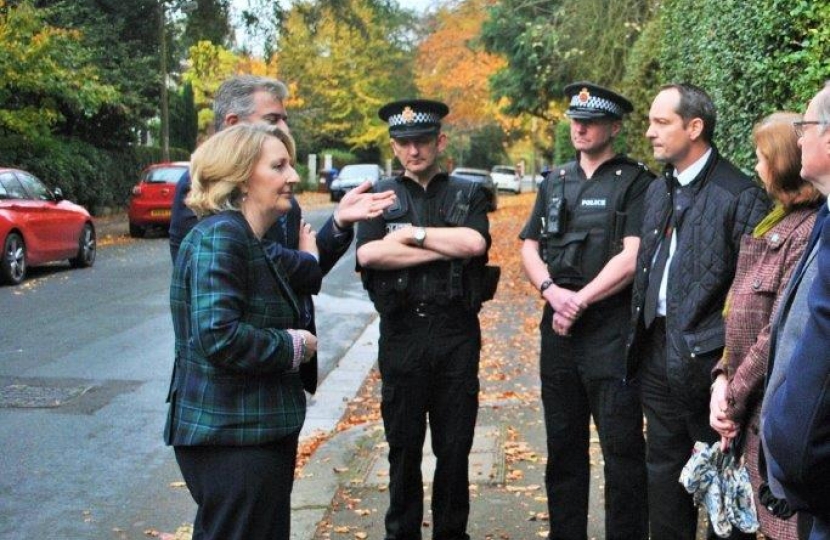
[492,166,515,174]
[338,165,379,180]
[145,167,188,183]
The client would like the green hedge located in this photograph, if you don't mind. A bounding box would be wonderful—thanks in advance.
[621,0,829,173]
[0,136,189,214]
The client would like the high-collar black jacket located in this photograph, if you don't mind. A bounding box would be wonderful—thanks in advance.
[625,148,770,408]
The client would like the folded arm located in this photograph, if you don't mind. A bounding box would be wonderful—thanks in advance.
[357,225,486,270]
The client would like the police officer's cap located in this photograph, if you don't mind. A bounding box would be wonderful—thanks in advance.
[378,99,449,139]
[563,82,633,120]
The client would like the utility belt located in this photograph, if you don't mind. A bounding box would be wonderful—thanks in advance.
[363,262,498,316]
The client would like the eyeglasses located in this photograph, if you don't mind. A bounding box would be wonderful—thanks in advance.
[793,121,828,138]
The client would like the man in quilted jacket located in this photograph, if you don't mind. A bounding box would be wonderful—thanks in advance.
[625,83,770,540]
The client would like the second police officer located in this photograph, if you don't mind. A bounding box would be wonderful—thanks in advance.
[356,99,497,540]
[520,82,653,540]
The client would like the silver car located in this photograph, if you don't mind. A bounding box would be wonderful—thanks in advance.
[328,163,384,202]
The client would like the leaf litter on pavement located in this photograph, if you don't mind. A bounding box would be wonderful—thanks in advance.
[314,192,556,538]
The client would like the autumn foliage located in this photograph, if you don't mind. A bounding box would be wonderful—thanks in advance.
[415,0,507,134]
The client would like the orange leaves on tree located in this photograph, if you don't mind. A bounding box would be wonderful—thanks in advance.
[415,0,507,133]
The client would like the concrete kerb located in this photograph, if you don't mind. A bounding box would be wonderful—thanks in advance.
[292,316,382,539]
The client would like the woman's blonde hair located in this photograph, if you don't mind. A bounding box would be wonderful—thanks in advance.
[186,124,296,216]
[753,112,821,210]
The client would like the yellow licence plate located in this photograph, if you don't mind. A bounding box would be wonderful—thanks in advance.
[151,209,172,217]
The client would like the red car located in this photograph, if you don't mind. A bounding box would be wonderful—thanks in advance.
[127,162,189,238]
[0,168,96,285]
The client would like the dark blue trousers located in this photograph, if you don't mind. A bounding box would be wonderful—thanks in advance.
[174,433,299,540]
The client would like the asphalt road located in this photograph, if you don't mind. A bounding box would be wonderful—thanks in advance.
[0,207,376,539]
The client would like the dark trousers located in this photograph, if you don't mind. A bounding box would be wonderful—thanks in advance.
[378,306,481,540]
[540,303,648,540]
[174,433,299,540]
[639,319,754,540]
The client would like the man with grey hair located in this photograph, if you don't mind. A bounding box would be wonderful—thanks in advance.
[169,75,395,394]
[763,82,830,540]
[170,75,391,265]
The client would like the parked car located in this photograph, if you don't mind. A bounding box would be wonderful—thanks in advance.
[0,168,96,285]
[127,162,189,238]
[317,168,339,193]
[490,165,522,194]
[450,167,499,212]
[328,163,383,202]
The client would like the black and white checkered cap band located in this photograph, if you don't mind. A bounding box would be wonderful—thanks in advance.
[387,110,443,127]
[569,94,625,116]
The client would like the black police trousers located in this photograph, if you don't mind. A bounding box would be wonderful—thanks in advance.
[378,302,481,540]
[540,299,648,540]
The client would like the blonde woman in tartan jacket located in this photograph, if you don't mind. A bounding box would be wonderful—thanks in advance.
[165,124,315,540]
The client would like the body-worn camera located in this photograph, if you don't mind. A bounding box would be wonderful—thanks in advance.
[545,196,567,236]
[542,169,568,237]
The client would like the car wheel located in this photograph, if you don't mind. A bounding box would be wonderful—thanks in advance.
[70,223,96,268]
[1,232,26,285]
[129,223,145,238]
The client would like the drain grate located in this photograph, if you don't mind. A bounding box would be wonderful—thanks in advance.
[0,383,93,408]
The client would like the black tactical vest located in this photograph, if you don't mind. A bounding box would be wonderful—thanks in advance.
[540,160,645,288]
[361,175,495,314]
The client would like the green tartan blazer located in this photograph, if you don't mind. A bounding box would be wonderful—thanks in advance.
[164,210,306,446]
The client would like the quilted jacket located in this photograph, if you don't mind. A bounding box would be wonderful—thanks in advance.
[165,210,306,446]
[625,149,770,409]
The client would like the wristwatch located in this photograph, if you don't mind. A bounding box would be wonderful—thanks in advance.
[413,227,427,247]
[539,278,554,296]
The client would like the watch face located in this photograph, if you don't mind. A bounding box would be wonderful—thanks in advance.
[414,227,426,244]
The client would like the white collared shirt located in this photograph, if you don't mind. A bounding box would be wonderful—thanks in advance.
[656,148,713,316]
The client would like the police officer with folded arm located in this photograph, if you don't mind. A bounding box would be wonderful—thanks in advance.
[520,82,653,540]
[356,99,494,540]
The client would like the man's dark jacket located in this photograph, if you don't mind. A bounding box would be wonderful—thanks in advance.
[625,149,770,408]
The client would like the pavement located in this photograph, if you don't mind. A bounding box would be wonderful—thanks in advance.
[289,295,610,540]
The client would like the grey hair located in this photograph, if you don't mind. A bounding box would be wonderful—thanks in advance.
[816,81,830,135]
[213,75,289,131]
